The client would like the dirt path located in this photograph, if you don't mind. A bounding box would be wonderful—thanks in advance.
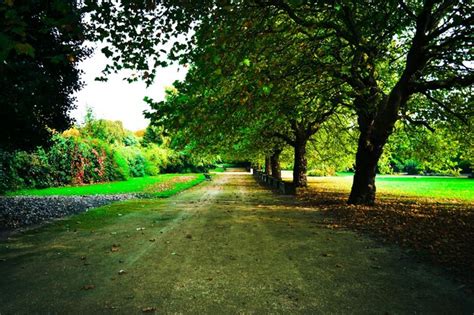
[0,174,473,314]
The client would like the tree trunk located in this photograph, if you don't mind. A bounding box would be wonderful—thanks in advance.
[264,156,272,175]
[293,139,308,187]
[348,92,402,205]
[348,128,385,205]
[270,149,282,180]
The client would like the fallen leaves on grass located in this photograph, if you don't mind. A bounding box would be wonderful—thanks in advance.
[144,176,196,194]
[299,189,474,289]
[142,307,156,313]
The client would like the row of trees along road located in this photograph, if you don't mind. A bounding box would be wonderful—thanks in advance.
[87,0,473,205]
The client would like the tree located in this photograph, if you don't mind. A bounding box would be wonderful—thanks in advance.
[88,0,473,202]
[0,0,89,150]
[264,0,473,203]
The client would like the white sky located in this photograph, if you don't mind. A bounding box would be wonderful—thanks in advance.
[72,46,187,131]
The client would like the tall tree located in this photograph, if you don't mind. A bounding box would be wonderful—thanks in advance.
[88,0,473,202]
[266,0,473,203]
[0,0,89,150]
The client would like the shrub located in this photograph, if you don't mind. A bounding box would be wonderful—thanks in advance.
[10,150,53,189]
[0,150,16,193]
[112,149,130,180]
[48,134,75,185]
[143,144,171,175]
[404,159,423,175]
[117,146,147,177]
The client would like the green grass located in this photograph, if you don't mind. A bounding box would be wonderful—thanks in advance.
[7,174,205,197]
[210,167,225,172]
[309,175,474,201]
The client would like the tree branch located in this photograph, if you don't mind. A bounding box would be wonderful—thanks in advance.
[410,74,474,93]
[398,0,417,20]
[272,131,295,147]
[421,91,469,125]
[402,115,435,132]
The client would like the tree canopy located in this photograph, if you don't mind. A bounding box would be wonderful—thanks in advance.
[0,0,89,150]
[85,0,473,204]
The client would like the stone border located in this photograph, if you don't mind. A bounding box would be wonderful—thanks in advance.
[252,170,296,195]
[0,194,138,229]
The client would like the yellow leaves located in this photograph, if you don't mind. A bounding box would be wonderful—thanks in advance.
[62,128,81,138]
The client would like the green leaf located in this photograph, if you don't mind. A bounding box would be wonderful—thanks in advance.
[262,85,271,95]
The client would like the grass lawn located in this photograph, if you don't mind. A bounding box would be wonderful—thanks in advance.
[308,175,474,201]
[7,174,206,197]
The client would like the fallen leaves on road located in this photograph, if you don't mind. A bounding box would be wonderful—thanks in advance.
[81,284,95,290]
[142,307,156,313]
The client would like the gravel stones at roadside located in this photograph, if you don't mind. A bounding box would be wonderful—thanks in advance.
[0,194,138,229]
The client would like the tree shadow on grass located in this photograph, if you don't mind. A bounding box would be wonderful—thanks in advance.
[296,187,474,292]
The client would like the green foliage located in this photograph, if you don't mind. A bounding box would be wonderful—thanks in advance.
[0,150,15,193]
[308,167,337,177]
[88,0,473,203]
[116,146,147,177]
[82,117,128,145]
[382,123,470,175]
[141,125,165,147]
[403,159,424,175]
[10,150,53,189]
[0,0,88,150]
[112,150,130,180]
[143,145,172,176]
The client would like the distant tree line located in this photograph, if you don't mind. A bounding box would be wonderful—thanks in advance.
[0,111,217,193]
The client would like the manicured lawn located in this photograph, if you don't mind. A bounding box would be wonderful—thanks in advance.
[7,174,205,197]
[308,175,474,201]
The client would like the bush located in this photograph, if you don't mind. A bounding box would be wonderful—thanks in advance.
[0,150,16,193]
[143,144,171,175]
[112,150,130,180]
[404,159,423,175]
[10,150,53,189]
[117,146,147,177]
[48,134,75,185]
